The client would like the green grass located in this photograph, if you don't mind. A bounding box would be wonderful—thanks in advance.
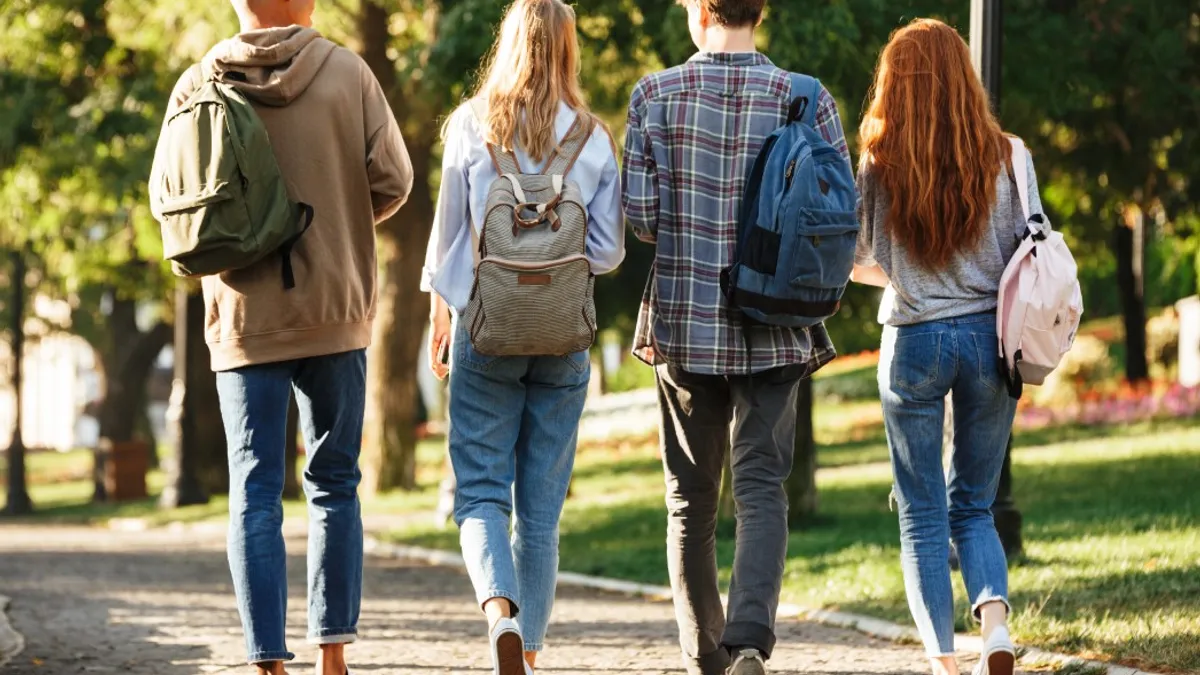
[607,353,884,398]
[813,399,888,467]
[385,419,1200,674]
[814,364,882,401]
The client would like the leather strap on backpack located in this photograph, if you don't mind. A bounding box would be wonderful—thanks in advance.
[468,99,592,178]
[468,98,523,175]
[541,115,590,177]
[486,144,523,176]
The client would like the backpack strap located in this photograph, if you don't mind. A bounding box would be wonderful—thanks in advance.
[468,98,524,175]
[280,203,315,290]
[786,73,822,126]
[541,115,590,177]
[1008,136,1031,221]
[736,135,780,235]
[486,144,523,176]
[543,116,587,176]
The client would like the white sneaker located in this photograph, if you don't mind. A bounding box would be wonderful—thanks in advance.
[729,648,767,675]
[489,617,526,675]
[972,626,1016,675]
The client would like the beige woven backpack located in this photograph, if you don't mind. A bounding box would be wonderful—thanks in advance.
[464,112,597,356]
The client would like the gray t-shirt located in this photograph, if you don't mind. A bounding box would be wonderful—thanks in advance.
[854,146,1045,326]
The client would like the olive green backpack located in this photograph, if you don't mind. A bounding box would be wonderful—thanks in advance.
[149,69,313,288]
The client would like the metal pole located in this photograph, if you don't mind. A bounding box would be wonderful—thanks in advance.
[970,0,1003,104]
[4,247,32,515]
[971,0,1023,559]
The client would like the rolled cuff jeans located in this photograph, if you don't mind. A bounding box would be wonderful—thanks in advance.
[217,349,366,664]
[878,313,1017,656]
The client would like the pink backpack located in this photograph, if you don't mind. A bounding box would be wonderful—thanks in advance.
[997,138,1084,398]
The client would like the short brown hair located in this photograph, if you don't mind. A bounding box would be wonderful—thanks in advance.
[678,0,765,28]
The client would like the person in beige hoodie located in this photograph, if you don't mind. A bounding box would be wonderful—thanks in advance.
[162,2,413,674]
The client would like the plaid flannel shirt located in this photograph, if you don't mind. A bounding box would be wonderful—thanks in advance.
[622,52,851,375]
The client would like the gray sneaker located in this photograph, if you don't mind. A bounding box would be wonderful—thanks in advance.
[729,648,766,675]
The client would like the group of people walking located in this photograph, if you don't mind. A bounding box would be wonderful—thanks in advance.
[151,1,1049,674]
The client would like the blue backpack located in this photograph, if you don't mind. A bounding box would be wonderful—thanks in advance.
[722,73,858,328]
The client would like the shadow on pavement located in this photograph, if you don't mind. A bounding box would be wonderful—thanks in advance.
[0,531,931,674]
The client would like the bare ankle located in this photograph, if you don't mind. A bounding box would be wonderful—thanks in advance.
[931,655,959,675]
[978,601,1009,640]
[255,662,285,675]
[524,651,537,669]
[316,644,346,675]
[483,597,514,626]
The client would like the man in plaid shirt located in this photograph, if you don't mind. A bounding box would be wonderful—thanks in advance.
[621,2,851,673]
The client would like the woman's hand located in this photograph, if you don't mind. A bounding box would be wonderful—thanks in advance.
[429,294,451,381]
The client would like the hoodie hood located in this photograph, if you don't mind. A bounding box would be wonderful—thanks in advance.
[203,26,336,106]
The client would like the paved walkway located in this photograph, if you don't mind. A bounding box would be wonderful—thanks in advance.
[0,523,938,675]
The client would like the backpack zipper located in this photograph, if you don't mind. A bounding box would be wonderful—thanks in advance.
[478,253,590,271]
[785,160,797,189]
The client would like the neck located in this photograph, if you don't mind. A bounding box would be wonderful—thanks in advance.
[238,13,296,31]
[700,26,757,53]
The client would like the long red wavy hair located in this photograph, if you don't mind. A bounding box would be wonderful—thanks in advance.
[858,18,1011,269]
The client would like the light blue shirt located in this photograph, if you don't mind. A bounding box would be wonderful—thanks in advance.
[422,101,626,311]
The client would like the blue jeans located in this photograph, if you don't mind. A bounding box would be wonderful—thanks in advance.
[448,326,590,651]
[878,313,1017,656]
[216,349,366,664]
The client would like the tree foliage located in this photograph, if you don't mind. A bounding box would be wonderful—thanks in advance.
[1,0,1195,502]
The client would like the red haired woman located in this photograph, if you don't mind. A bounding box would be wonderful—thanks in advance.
[852,18,1047,675]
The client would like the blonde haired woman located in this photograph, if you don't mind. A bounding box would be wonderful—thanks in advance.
[421,1,624,673]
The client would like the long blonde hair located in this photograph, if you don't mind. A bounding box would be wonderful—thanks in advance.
[470,0,597,164]
[858,18,1011,270]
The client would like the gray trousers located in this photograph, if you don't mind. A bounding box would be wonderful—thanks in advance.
[655,363,805,675]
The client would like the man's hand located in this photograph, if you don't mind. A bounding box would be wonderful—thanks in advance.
[429,295,451,381]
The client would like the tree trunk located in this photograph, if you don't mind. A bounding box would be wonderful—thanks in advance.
[786,378,818,524]
[361,162,433,494]
[92,295,170,502]
[160,286,208,508]
[183,292,229,496]
[136,403,159,469]
[1116,208,1149,383]
[284,394,301,500]
[4,248,33,515]
[357,1,438,494]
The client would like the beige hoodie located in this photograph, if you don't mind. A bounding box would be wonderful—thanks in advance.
[167,26,414,371]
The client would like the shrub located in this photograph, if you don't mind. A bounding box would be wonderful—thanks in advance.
[1147,307,1180,381]
[1032,335,1115,408]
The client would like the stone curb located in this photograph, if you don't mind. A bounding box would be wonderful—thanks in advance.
[0,594,26,668]
[364,536,1165,675]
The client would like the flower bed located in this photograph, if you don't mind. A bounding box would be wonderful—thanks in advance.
[1018,381,1200,429]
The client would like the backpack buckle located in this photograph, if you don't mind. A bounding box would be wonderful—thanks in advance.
[513,195,563,233]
